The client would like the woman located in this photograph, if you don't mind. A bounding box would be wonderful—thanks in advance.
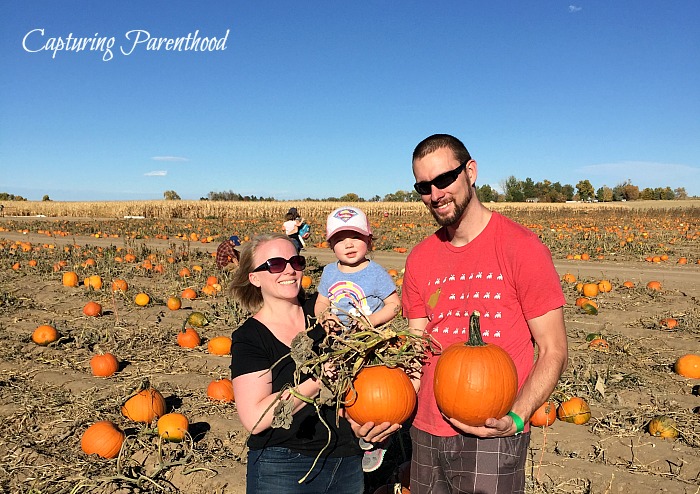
[229,233,364,494]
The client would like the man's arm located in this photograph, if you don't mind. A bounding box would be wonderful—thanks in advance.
[407,317,429,392]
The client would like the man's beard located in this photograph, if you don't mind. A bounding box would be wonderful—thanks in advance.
[430,184,472,227]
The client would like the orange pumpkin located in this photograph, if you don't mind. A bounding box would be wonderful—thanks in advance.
[588,338,609,351]
[134,292,150,306]
[178,267,191,278]
[301,275,313,289]
[201,284,217,297]
[207,378,235,402]
[581,283,599,298]
[433,311,517,426]
[206,275,219,286]
[62,271,79,287]
[557,397,591,425]
[646,280,662,291]
[83,275,103,290]
[674,354,700,379]
[32,324,58,346]
[660,318,678,329]
[622,280,635,289]
[530,401,557,427]
[82,301,103,317]
[90,352,119,377]
[177,327,201,348]
[121,388,167,423]
[597,280,612,293]
[157,413,189,442]
[81,421,125,459]
[344,365,416,426]
[181,288,197,300]
[207,336,232,355]
[111,278,128,292]
[166,296,182,310]
[561,273,576,284]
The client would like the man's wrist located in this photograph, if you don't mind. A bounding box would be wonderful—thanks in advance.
[507,411,524,434]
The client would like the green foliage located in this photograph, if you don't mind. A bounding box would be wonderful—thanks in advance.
[163,190,181,200]
[576,180,595,201]
[0,193,27,201]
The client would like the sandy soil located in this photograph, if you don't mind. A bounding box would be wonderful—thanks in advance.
[1,227,699,493]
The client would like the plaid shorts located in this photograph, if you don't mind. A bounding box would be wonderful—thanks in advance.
[409,426,529,494]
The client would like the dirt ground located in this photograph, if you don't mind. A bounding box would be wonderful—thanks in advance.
[1,226,699,494]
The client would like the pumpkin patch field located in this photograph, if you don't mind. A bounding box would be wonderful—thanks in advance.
[1,200,699,494]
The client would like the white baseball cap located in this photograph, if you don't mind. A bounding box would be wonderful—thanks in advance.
[326,206,372,240]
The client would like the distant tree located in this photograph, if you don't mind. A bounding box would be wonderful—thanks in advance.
[522,178,537,200]
[562,184,575,201]
[383,190,419,202]
[674,187,688,200]
[661,187,675,200]
[502,176,524,202]
[476,184,498,202]
[339,193,364,202]
[164,190,181,200]
[596,186,613,202]
[368,195,381,202]
[640,187,654,200]
[0,192,27,201]
[42,195,51,201]
[621,182,640,201]
[576,180,595,201]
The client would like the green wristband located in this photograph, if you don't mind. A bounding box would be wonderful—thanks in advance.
[507,411,524,434]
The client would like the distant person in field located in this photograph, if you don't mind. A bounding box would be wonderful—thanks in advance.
[402,133,568,493]
[282,207,304,253]
[215,235,241,271]
[314,205,401,473]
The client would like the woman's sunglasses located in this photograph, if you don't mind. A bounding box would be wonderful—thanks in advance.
[413,160,468,195]
[252,255,306,273]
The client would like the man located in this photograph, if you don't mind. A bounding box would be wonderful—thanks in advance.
[215,235,241,271]
[402,134,568,493]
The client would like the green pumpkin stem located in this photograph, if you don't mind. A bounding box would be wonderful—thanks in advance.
[466,311,486,347]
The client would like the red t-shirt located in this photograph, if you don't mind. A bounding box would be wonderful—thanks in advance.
[402,212,565,436]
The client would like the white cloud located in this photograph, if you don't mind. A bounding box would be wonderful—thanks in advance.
[144,170,167,177]
[151,156,189,162]
[568,5,582,13]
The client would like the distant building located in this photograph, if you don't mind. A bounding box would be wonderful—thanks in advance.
[525,198,539,203]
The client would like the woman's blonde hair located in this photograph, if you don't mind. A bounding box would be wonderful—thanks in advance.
[228,232,295,313]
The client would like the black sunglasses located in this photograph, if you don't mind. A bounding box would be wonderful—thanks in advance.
[413,160,468,195]
[252,255,306,273]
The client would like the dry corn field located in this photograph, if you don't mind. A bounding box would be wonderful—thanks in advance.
[1,200,699,493]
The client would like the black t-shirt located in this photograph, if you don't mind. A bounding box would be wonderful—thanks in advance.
[230,302,361,457]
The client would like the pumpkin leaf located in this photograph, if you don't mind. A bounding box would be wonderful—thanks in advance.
[594,372,606,398]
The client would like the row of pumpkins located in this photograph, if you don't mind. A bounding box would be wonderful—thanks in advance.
[81,379,235,459]
[31,273,237,459]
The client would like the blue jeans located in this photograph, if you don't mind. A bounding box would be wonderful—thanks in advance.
[246,447,364,494]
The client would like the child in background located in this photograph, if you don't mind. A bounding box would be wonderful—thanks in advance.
[282,207,304,253]
[314,206,401,473]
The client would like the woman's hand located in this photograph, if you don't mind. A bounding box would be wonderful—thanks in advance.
[340,409,401,444]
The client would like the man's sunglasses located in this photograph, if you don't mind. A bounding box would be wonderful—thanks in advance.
[252,255,306,273]
[413,160,468,195]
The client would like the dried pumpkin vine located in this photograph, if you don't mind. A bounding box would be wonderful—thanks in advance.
[257,308,438,483]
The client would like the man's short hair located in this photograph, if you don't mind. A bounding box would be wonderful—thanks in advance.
[413,134,472,164]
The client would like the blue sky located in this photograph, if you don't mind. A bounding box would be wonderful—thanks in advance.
[1,1,699,201]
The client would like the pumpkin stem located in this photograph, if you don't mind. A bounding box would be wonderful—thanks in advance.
[466,311,486,347]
